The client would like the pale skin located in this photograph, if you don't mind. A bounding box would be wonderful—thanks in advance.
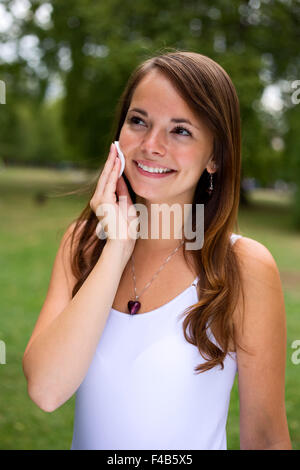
[23,69,292,448]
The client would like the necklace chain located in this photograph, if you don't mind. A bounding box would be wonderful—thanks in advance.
[130,240,185,300]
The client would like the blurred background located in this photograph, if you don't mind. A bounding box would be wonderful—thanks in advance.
[0,0,299,450]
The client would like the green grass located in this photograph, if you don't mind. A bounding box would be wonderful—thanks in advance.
[0,166,299,450]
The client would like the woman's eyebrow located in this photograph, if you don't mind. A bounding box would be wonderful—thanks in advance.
[128,107,200,130]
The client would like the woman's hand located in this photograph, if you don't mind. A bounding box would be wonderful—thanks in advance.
[90,143,139,260]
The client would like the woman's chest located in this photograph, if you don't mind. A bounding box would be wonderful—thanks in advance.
[112,255,197,315]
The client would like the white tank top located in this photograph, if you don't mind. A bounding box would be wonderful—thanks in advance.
[71,233,243,450]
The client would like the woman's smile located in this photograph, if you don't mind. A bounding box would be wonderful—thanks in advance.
[133,160,177,179]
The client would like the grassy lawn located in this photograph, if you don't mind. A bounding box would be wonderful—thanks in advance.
[0,166,299,450]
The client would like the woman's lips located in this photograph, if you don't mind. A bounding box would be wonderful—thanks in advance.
[134,159,175,171]
[133,160,176,178]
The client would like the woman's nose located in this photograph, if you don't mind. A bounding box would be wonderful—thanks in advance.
[140,128,166,155]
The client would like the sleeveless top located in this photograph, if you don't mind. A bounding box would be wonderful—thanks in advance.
[70,233,243,450]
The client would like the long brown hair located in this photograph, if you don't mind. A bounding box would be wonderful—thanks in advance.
[65,49,247,373]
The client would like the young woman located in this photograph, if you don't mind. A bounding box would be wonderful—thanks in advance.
[22,51,292,450]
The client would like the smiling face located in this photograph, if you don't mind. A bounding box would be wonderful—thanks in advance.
[119,69,216,206]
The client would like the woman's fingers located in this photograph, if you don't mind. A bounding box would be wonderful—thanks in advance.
[90,143,119,213]
[95,143,117,196]
[103,155,120,199]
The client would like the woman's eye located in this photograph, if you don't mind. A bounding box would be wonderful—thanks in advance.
[129,116,145,126]
[128,116,192,137]
[173,125,192,137]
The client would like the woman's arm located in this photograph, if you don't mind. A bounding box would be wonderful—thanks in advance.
[233,237,292,450]
[22,225,130,413]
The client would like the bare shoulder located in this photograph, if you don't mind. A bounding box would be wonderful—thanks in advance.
[232,235,280,283]
[61,219,89,257]
[62,218,88,247]
[231,235,284,336]
[55,219,89,296]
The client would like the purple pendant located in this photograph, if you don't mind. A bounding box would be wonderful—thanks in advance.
[128,300,141,315]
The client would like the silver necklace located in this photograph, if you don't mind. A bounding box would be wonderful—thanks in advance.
[127,240,185,315]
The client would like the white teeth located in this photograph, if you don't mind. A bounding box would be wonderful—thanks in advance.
[137,162,172,173]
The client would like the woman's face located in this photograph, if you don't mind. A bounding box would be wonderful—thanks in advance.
[119,70,216,205]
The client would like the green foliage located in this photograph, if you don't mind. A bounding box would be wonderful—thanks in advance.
[0,98,71,165]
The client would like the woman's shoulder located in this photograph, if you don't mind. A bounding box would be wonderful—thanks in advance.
[230,234,284,346]
[229,234,280,306]
[63,219,89,244]
[231,233,278,273]
[66,218,89,233]
[60,219,90,262]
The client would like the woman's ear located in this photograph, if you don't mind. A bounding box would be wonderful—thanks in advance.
[206,158,217,174]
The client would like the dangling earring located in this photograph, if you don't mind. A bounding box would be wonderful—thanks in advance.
[207,172,214,196]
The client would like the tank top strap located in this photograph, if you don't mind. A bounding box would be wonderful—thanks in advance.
[230,233,243,245]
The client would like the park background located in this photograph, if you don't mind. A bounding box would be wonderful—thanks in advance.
[0,0,299,450]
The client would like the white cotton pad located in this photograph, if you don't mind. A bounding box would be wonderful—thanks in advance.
[114,141,125,178]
